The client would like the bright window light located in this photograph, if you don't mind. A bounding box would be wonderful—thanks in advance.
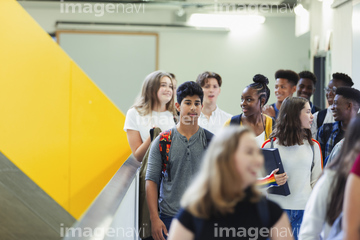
[294,4,309,16]
[188,14,265,30]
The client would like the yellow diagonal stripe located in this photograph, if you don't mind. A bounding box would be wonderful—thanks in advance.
[0,0,131,219]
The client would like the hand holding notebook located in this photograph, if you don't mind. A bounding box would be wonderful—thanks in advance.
[262,148,291,196]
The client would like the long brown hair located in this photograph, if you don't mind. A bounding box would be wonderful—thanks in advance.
[180,127,261,218]
[131,71,176,116]
[270,97,313,146]
[326,115,360,225]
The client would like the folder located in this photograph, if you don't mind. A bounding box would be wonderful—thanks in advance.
[262,148,290,196]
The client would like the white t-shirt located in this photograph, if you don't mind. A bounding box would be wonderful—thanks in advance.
[311,107,335,138]
[262,139,322,210]
[255,131,265,147]
[198,106,232,135]
[123,108,175,142]
[299,169,335,240]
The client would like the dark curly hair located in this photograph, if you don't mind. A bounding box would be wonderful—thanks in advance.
[275,69,300,86]
[177,81,204,104]
[247,74,271,106]
[270,97,313,146]
[299,71,317,85]
[332,72,353,87]
[335,87,360,105]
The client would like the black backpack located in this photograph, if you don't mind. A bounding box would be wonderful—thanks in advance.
[317,109,327,128]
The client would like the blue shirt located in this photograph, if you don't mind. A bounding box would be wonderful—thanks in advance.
[310,101,321,114]
[317,121,345,166]
[271,103,279,119]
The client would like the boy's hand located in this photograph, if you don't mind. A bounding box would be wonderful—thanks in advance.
[151,217,168,240]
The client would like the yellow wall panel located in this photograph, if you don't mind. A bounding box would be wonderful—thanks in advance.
[0,0,71,209]
[70,62,131,218]
[0,0,131,219]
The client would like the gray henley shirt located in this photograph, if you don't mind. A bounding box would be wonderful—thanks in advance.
[145,126,208,217]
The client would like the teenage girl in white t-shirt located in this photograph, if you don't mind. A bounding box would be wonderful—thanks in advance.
[124,71,177,162]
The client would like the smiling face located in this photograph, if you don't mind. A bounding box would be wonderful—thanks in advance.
[176,95,203,125]
[241,87,262,117]
[234,132,264,189]
[297,78,315,100]
[331,94,350,122]
[275,78,296,103]
[326,79,347,106]
[202,78,221,106]
[157,76,173,106]
[300,102,314,129]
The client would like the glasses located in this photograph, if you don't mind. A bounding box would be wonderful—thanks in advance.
[324,87,337,94]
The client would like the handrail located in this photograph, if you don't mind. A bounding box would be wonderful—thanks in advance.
[63,154,141,240]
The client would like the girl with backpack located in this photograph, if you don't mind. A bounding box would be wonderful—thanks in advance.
[261,97,323,240]
[124,70,177,162]
[299,115,360,240]
[224,74,274,147]
[168,126,293,240]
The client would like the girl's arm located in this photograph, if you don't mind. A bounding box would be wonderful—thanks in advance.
[310,140,323,188]
[342,173,360,240]
[126,129,151,162]
[270,213,294,240]
[167,219,194,240]
[146,180,167,240]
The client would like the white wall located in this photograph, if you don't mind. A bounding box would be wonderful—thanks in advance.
[158,18,310,115]
[20,2,310,115]
[309,0,354,87]
[353,1,360,91]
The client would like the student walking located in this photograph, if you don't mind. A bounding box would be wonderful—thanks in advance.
[124,71,177,162]
[168,126,293,240]
[310,72,353,138]
[262,97,322,240]
[196,71,232,135]
[224,74,273,147]
[263,70,299,119]
[146,81,213,240]
[299,115,360,240]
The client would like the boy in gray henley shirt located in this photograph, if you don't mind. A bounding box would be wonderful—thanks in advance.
[145,81,213,240]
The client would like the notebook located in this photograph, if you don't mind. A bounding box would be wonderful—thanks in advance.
[262,148,290,196]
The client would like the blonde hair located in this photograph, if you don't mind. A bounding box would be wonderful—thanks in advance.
[132,71,176,116]
[181,126,261,218]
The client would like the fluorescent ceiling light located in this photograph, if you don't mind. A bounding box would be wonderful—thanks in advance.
[188,14,265,29]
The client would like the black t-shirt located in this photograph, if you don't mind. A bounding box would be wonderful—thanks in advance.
[176,199,283,240]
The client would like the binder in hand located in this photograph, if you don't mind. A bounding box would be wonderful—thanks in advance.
[262,148,290,196]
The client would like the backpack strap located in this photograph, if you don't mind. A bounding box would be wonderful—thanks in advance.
[203,128,214,148]
[149,128,155,141]
[159,128,213,182]
[270,137,274,148]
[317,109,327,129]
[311,143,315,171]
[230,114,242,125]
[159,129,172,182]
[271,117,275,130]
[256,197,270,228]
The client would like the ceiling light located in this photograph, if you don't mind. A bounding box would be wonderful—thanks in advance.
[188,14,265,29]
